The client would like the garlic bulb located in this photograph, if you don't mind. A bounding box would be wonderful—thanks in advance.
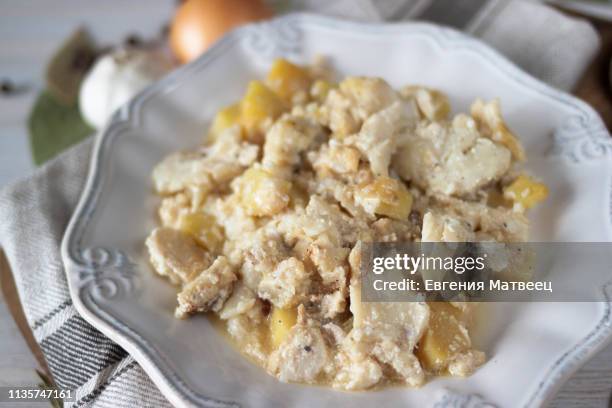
[79,48,173,128]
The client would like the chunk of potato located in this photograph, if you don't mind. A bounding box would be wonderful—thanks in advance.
[416,303,470,373]
[503,175,548,211]
[310,79,334,103]
[401,86,450,121]
[177,212,225,253]
[471,99,525,161]
[494,125,524,161]
[238,167,291,217]
[267,59,312,102]
[270,307,297,348]
[339,77,397,115]
[240,81,286,138]
[208,103,241,142]
[355,176,413,220]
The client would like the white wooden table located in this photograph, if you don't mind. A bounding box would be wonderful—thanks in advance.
[0,1,611,407]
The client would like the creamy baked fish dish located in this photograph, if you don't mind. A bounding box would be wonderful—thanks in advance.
[145,59,547,390]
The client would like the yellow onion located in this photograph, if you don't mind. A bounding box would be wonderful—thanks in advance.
[170,0,272,64]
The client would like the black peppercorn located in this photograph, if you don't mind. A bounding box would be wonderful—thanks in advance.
[125,34,142,47]
[0,79,14,95]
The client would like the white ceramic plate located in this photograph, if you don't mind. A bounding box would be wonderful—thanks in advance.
[62,13,612,408]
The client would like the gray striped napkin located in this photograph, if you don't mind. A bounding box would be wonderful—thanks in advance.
[0,1,600,407]
[0,141,168,407]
